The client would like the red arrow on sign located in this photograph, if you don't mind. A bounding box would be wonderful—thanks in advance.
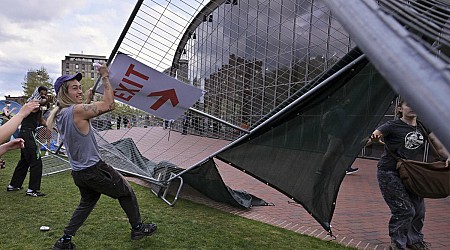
[147,89,179,110]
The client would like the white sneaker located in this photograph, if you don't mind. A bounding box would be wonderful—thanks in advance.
[346,167,359,175]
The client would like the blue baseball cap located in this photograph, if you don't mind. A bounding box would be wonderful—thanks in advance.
[54,72,82,95]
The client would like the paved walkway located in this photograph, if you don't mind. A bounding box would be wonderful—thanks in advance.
[103,127,450,249]
[177,158,450,250]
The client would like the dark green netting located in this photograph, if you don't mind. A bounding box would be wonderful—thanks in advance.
[216,58,396,232]
[105,138,267,208]
[111,138,157,176]
[182,159,268,208]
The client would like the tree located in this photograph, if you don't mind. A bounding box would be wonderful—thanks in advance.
[82,77,95,103]
[111,102,147,117]
[22,67,53,97]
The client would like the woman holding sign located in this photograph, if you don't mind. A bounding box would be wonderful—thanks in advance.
[47,63,157,250]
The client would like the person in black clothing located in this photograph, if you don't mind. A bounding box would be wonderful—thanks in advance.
[0,101,41,155]
[7,86,49,197]
[368,97,449,250]
[182,114,189,135]
[123,116,129,128]
[116,115,122,129]
[317,97,358,175]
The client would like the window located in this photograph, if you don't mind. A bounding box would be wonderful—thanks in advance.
[226,0,238,4]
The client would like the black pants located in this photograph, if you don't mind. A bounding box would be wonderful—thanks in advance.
[10,129,43,191]
[64,161,142,236]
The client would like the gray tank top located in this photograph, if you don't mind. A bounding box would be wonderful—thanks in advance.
[56,105,101,171]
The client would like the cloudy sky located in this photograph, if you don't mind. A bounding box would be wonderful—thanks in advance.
[0,0,136,99]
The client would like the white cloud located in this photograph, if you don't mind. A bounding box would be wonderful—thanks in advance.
[0,0,134,99]
[0,0,208,100]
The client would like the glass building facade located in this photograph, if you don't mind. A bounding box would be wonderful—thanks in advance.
[172,0,357,133]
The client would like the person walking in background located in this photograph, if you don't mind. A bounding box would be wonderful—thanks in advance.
[131,115,136,128]
[182,114,189,135]
[163,119,169,129]
[317,97,358,175]
[367,97,449,250]
[47,64,157,250]
[7,86,49,197]
[123,116,129,128]
[116,115,122,129]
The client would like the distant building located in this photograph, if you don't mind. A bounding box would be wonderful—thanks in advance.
[170,1,352,128]
[4,95,27,105]
[62,53,107,80]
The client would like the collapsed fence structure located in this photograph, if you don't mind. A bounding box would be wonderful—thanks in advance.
[39,0,450,235]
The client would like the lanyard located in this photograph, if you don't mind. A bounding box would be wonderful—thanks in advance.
[31,131,41,160]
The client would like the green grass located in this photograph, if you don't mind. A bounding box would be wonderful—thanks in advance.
[0,150,353,249]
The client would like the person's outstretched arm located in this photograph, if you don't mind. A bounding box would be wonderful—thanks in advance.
[0,101,40,143]
[365,129,385,147]
[428,132,450,166]
[73,63,114,120]
[0,138,25,156]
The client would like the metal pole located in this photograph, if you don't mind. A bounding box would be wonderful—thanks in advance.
[188,107,250,133]
[325,0,450,151]
[168,54,366,181]
[91,0,145,98]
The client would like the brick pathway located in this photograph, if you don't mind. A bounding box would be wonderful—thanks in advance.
[151,157,448,250]
[104,128,450,249]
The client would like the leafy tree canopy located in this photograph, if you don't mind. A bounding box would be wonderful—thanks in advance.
[22,67,53,97]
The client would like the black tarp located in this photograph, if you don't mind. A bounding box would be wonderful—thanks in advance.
[216,55,396,232]
[107,138,267,208]
[182,159,268,208]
